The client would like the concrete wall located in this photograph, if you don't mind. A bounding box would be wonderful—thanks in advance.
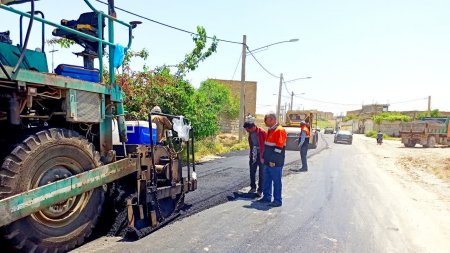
[219,119,240,134]
[213,79,257,134]
[354,119,402,137]
[379,121,402,137]
[212,79,257,116]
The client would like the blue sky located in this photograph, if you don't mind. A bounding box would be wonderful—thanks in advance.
[2,0,449,115]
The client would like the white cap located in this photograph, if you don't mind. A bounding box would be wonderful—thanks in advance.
[151,106,161,113]
[245,115,255,124]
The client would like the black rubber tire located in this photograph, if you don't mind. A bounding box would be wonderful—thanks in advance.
[425,136,436,148]
[404,142,415,148]
[0,128,104,253]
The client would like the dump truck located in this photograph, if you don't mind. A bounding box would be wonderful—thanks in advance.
[284,110,319,150]
[400,117,450,148]
[0,1,197,252]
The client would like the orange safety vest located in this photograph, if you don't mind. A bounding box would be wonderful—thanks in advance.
[265,124,287,148]
[301,125,311,137]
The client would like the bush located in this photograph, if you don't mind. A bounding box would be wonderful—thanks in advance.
[121,70,238,139]
[366,130,377,138]
[365,130,397,140]
[192,134,248,161]
[343,115,359,122]
[372,112,411,124]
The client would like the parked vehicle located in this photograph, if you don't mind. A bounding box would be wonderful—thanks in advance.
[284,110,319,150]
[334,130,353,144]
[0,2,197,252]
[400,117,449,148]
[324,126,334,134]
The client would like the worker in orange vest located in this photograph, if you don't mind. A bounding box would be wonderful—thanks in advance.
[257,113,287,207]
[298,120,310,171]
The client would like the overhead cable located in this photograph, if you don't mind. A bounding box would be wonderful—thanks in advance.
[388,97,428,104]
[282,77,291,95]
[246,48,279,79]
[231,53,242,80]
[94,0,242,45]
[294,96,360,106]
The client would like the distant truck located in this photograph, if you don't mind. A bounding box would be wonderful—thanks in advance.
[400,117,450,148]
[324,126,334,134]
[284,110,319,150]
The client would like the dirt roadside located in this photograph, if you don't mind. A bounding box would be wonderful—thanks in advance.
[356,134,450,203]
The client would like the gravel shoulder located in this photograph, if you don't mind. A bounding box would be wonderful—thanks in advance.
[356,135,449,202]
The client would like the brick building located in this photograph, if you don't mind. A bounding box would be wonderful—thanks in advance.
[212,79,257,133]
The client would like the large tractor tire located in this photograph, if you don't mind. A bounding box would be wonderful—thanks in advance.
[0,128,104,253]
[423,136,436,148]
[404,140,416,147]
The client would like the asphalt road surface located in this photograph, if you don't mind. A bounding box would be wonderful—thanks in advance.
[74,134,450,253]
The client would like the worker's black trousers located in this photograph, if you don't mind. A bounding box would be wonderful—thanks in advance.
[249,152,264,192]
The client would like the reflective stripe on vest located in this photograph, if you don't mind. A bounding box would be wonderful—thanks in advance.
[264,141,276,146]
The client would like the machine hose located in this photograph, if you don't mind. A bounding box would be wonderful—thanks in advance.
[12,0,34,73]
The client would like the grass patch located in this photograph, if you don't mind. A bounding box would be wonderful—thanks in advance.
[192,134,248,161]
[365,130,399,140]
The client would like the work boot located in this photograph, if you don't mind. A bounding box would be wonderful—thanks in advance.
[299,167,308,172]
[248,188,256,194]
[256,197,270,203]
[256,191,262,198]
[290,168,301,172]
[268,202,282,207]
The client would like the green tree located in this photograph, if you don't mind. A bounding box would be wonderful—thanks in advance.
[343,114,359,122]
[176,26,218,77]
[417,109,441,119]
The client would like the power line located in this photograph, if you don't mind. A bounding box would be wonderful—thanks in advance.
[293,96,428,107]
[282,77,291,95]
[94,0,242,45]
[231,53,241,80]
[295,96,360,106]
[246,47,279,78]
[388,97,428,105]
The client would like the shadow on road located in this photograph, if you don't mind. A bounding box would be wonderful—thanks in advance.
[227,191,258,201]
[242,201,273,211]
[226,191,275,211]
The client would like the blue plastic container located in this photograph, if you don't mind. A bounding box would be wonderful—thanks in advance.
[125,121,157,145]
[55,64,99,83]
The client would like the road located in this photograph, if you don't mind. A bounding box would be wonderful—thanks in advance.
[74,134,450,253]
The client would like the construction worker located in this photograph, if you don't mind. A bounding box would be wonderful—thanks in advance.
[257,113,287,207]
[150,106,172,144]
[244,116,267,197]
[297,120,310,171]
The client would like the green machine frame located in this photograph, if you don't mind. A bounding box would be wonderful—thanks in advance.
[0,0,151,227]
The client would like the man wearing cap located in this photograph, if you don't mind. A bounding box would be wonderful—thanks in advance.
[150,105,172,144]
[296,120,310,172]
[244,116,267,197]
[258,113,286,207]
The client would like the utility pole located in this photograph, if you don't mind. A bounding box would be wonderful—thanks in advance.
[238,35,247,141]
[428,95,431,113]
[290,91,294,111]
[276,73,283,123]
[49,45,58,73]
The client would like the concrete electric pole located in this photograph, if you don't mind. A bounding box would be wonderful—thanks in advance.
[238,35,247,141]
[276,73,283,123]
[290,91,294,111]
